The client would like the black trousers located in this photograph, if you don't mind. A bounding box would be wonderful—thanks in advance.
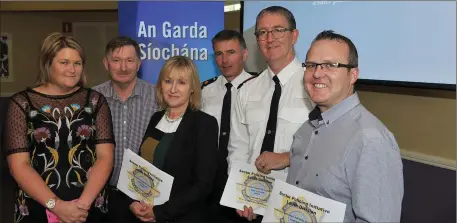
[207,163,251,223]
[107,186,141,223]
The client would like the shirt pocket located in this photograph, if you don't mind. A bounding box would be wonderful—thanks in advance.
[202,97,221,118]
[276,108,309,152]
[243,108,265,135]
[278,107,308,124]
[289,89,314,111]
[243,95,266,135]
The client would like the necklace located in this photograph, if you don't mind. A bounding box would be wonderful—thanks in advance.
[164,110,184,123]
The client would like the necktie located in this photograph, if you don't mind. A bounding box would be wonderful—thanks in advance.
[219,82,232,157]
[260,76,282,153]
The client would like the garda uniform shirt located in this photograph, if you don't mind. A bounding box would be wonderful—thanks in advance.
[228,58,314,172]
[201,70,253,132]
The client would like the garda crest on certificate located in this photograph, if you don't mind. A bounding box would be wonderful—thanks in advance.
[220,161,287,216]
[263,180,346,222]
[117,149,174,205]
[237,170,274,209]
[127,164,161,204]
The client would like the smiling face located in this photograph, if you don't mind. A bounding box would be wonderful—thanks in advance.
[161,67,193,111]
[104,45,141,86]
[214,39,247,81]
[256,13,298,67]
[304,39,359,112]
[48,48,83,90]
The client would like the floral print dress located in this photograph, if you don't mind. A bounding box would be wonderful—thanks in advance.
[3,88,115,223]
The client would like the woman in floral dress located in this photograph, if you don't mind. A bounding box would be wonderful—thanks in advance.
[3,32,114,223]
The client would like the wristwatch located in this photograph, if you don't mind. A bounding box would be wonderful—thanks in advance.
[45,197,57,209]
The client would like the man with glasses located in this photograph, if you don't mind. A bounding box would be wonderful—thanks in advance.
[229,6,313,220]
[295,30,403,222]
[241,30,404,222]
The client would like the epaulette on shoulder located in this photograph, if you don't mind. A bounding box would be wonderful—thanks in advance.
[201,76,218,89]
[237,73,259,89]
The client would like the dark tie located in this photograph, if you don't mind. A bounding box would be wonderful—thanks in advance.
[219,82,232,157]
[260,76,282,153]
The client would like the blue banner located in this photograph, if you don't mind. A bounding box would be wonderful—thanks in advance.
[118,1,224,84]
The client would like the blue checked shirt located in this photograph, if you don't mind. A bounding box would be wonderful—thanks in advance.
[93,78,157,186]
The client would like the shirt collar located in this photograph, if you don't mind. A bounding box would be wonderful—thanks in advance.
[103,81,115,98]
[309,92,361,128]
[220,70,250,89]
[132,78,144,97]
[107,78,143,100]
[267,57,302,86]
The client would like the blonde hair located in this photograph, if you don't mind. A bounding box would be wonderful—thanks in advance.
[155,56,201,111]
[37,32,86,86]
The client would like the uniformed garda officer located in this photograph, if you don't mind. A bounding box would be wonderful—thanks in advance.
[231,6,314,221]
[201,29,254,222]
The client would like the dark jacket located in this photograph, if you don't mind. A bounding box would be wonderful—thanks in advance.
[143,108,219,222]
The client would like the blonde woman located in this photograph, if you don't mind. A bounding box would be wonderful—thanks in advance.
[3,32,114,223]
[128,56,219,222]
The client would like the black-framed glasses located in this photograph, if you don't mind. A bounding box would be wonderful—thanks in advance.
[302,62,357,72]
[254,27,293,40]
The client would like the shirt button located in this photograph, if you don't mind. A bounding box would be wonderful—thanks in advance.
[123,106,127,109]
[295,180,299,185]
[305,155,308,160]
[123,121,127,124]
[267,130,272,134]
[222,132,227,136]
[123,137,127,140]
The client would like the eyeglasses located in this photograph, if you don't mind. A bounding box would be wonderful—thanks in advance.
[254,28,293,40]
[302,62,357,72]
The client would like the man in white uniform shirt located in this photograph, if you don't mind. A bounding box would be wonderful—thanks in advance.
[202,29,253,154]
[229,6,313,219]
[201,30,254,222]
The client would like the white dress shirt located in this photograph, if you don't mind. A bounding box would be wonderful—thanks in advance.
[201,70,253,132]
[227,58,314,172]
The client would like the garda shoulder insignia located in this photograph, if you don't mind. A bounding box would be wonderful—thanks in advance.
[237,73,259,89]
[201,76,218,89]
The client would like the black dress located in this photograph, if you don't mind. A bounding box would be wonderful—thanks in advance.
[3,88,115,223]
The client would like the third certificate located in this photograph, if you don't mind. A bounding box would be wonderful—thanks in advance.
[262,180,346,222]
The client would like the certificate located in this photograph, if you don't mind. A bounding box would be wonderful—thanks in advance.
[220,161,287,216]
[262,180,346,223]
[117,149,174,205]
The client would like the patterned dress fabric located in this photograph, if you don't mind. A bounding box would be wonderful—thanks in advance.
[3,88,115,223]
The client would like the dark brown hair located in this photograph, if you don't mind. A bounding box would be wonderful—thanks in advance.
[105,36,141,59]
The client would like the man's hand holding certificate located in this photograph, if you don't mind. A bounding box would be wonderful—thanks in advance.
[220,161,287,215]
[117,149,174,205]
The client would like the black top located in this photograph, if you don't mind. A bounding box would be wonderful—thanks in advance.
[152,133,174,170]
[138,123,175,170]
[138,108,219,222]
[3,87,115,222]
